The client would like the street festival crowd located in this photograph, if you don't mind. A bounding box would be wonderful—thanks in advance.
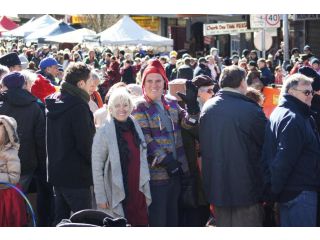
[0,41,320,227]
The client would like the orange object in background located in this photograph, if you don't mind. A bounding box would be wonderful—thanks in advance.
[262,86,281,118]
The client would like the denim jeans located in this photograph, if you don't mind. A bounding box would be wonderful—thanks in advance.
[279,191,317,227]
[148,177,181,227]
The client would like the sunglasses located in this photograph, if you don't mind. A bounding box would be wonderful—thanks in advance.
[293,88,315,96]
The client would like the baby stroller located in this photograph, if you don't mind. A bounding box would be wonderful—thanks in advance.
[0,182,37,227]
[56,209,129,227]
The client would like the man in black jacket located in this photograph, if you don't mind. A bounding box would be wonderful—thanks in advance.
[45,62,95,226]
[193,57,211,78]
[0,72,46,193]
[199,65,267,227]
[177,57,194,81]
[262,73,320,227]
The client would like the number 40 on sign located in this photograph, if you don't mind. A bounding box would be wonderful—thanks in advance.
[266,14,280,27]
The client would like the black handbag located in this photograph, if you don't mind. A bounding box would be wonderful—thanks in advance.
[179,176,198,208]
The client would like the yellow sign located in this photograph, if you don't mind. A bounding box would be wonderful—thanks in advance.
[71,16,88,24]
[131,16,160,32]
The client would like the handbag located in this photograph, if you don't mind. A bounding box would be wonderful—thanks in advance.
[179,176,198,208]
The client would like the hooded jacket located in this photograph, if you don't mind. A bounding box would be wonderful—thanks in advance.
[0,115,20,185]
[0,89,45,176]
[45,91,95,188]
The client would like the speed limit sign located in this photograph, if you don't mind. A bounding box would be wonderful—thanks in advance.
[265,14,280,27]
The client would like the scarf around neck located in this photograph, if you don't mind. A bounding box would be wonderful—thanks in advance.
[61,81,90,103]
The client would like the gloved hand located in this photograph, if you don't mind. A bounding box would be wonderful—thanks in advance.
[160,152,182,177]
[176,80,200,115]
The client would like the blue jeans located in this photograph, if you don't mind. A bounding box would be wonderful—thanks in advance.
[148,177,181,227]
[279,191,317,227]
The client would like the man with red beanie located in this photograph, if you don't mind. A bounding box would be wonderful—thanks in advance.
[132,59,199,226]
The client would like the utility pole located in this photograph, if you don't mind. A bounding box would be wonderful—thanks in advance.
[261,28,266,58]
[282,14,290,69]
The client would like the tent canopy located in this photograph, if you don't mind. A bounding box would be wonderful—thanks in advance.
[0,16,18,32]
[45,28,97,43]
[3,14,58,37]
[25,21,75,41]
[98,15,173,47]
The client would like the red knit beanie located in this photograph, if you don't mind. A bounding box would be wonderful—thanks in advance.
[141,59,170,109]
[141,59,168,91]
[31,74,56,103]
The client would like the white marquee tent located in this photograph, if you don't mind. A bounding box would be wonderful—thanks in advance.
[2,15,58,38]
[45,28,97,43]
[98,15,173,47]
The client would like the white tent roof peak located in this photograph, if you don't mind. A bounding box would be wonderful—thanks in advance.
[98,15,173,47]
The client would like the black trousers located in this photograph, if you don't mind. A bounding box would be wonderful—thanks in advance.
[53,186,92,226]
[36,178,55,227]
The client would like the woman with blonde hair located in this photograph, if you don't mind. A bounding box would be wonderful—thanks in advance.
[91,88,151,226]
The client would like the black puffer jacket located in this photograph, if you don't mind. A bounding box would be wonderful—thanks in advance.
[45,91,95,188]
[0,89,46,176]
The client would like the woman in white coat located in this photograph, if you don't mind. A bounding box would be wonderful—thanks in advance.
[91,88,151,226]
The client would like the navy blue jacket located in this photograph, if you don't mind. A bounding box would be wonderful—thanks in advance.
[262,94,320,201]
[200,90,267,207]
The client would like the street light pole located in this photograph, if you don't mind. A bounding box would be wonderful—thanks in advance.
[282,14,290,69]
[261,28,266,58]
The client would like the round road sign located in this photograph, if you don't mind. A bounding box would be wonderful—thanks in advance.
[265,14,280,26]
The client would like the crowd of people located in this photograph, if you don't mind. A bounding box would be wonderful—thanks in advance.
[0,40,319,227]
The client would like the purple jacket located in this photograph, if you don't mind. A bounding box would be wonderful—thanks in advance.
[132,96,197,181]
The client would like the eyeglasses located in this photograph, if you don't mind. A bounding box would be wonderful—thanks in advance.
[292,88,315,96]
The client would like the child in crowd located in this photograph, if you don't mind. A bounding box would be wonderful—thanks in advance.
[0,115,27,226]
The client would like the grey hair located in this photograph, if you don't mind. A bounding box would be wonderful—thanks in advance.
[107,88,134,116]
[281,73,313,96]
[20,70,37,85]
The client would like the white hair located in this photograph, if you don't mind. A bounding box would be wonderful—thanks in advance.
[20,70,37,85]
[107,88,133,116]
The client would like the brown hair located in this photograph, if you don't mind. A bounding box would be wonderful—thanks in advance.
[219,65,246,88]
[64,62,91,86]
[245,87,264,105]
